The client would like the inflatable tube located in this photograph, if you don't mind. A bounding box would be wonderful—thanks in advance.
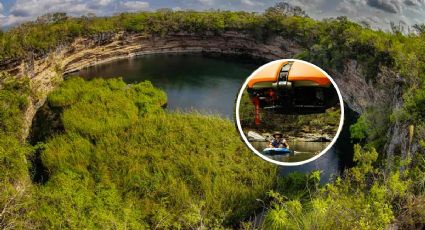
[262,147,292,154]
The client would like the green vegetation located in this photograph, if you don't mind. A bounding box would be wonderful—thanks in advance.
[0,8,420,82]
[0,77,277,229]
[239,88,340,137]
[262,145,403,229]
[1,3,425,229]
[261,146,425,230]
[0,73,34,229]
[232,4,425,228]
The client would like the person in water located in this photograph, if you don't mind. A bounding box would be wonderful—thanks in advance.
[269,132,289,148]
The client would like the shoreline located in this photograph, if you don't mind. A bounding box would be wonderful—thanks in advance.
[245,130,335,143]
[1,30,400,153]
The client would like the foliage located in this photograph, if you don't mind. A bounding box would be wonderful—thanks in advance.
[265,2,308,18]
[48,78,166,137]
[26,77,278,229]
[0,7,417,82]
[350,107,391,150]
[238,89,255,127]
[239,88,340,137]
[263,145,413,230]
[0,73,31,138]
[1,6,425,229]
[0,72,34,229]
[350,114,368,140]
[401,83,425,123]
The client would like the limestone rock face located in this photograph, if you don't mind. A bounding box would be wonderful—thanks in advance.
[328,60,398,114]
[3,31,303,139]
[247,131,267,142]
[0,31,416,160]
[3,31,383,119]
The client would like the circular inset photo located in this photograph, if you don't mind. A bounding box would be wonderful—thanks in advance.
[235,59,344,166]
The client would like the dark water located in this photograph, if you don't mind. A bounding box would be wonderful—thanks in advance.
[69,53,259,118]
[279,106,357,182]
[69,53,355,181]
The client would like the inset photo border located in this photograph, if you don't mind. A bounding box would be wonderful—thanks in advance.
[235,59,344,166]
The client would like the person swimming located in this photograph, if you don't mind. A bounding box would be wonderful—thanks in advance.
[269,132,289,148]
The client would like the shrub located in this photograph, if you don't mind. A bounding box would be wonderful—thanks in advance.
[31,77,277,228]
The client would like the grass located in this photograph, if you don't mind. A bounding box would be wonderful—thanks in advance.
[1,5,425,228]
[26,77,278,229]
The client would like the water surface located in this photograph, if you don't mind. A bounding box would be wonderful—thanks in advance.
[69,53,355,181]
[69,53,258,118]
[251,141,329,162]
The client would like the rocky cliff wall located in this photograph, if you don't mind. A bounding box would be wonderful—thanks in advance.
[3,31,409,158]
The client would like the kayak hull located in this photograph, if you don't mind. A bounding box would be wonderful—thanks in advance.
[262,147,292,155]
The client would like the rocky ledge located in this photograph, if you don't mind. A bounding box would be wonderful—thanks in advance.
[0,30,414,159]
[247,131,333,143]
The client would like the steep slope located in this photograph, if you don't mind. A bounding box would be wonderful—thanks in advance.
[1,10,424,228]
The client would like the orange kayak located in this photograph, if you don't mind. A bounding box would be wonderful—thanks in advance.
[246,60,337,122]
[248,60,331,89]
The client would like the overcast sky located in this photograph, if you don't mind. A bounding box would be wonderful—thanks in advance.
[0,0,424,30]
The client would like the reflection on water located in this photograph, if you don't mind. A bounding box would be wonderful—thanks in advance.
[251,141,329,163]
[67,53,355,181]
[68,53,259,118]
[280,107,357,183]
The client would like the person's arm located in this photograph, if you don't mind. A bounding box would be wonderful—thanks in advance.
[283,139,289,148]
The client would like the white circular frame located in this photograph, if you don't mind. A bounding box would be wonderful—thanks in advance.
[235,59,345,166]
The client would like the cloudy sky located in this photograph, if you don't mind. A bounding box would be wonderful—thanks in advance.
[0,0,424,30]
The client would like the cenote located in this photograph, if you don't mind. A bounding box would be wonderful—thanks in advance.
[68,53,355,181]
[68,53,259,118]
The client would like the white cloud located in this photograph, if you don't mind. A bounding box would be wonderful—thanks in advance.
[1,0,150,28]
[1,0,95,27]
[295,0,325,4]
[121,1,149,11]
[291,0,326,16]
[1,0,424,30]
[1,14,29,28]
[98,0,113,6]
[337,0,366,15]
[198,0,215,6]
[240,0,263,7]
[337,3,355,14]
[10,0,91,18]
[360,15,380,24]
